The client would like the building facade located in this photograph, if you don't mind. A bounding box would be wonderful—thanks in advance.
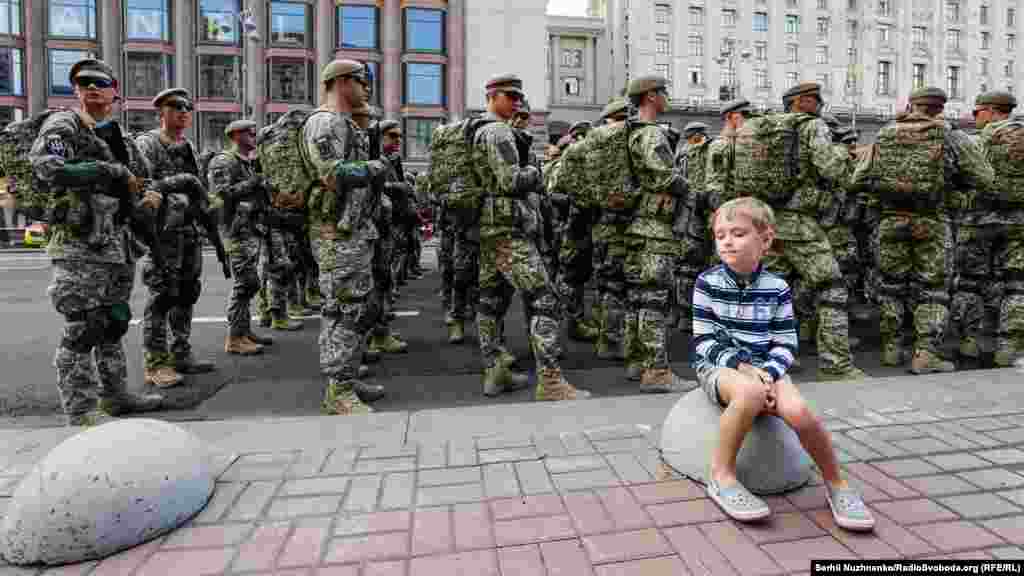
[0,0,465,165]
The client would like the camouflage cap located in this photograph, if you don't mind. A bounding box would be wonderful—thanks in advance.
[909,86,948,105]
[69,58,116,85]
[152,87,192,108]
[485,73,524,95]
[682,121,710,137]
[626,75,667,96]
[721,98,751,117]
[321,59,368,84]
[781,81,822,104]
[601,97,628,119]
[224,119,257,136]
[379,120,401,134]
[976,90,1017,109]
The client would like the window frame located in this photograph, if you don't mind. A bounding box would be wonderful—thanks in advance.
[786,71,799,88]
[48,48,91,96]
[403,7,446,54]
[562,76,582,97]
[48,0,97,39]
[403,61,445,106]
[982,31,991,50]
[979,4,989,25]
[655,34,670,55]
[816,45,829,65]
[877,0,891,16]
[754,41,767,61]
[124,0,170,42]
[947,28,960,50]
[122,50,174,99]
[753,11,768,32]
[266,56,313,104]
[945,0,960,22]
[912,26,926,49]
[946,65,961,100]
[268,0,312,49]
[196,53,241,100]
[123,109,158,135]
[197,0,239,45]
[912,62,926,88]
[689,64,703,86]
[0,0,22,36]
[817,17,830,39]
[785,14,800,34]
[561,47,583,68]
[688,34,703,57]
[0,46,23,96]
[1009,7,1016,27]
[754,67,769,89]
[688,6,703,26]
[655,3,670,24]
[787,43,799,64]
[1005,61,1014,78]
[721,8,736,27]
[980,57,989,76]
[1008,34,1016,52]
[878,23,890,45]
[336,3,379,50]
[877,60,892,95]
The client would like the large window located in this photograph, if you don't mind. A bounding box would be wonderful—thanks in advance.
[945,1,960,22]
[0,47,22,95]
[753,12,768,32]
[721,9,736,27]
[877,60,892,95]
[688,35,703,57]
[124,52,172,98]
[656,34,669,54]
[0,0,21,35]
[656,4,670,24]
[817,73,831,91]
[913,63,926,88]
[981,57,990,76]
[787,44,799,63]
[913,26,926,49]
[198,0,238,43]
[562,76,581,96]
[785,15,800,34]
[946,65,960,99]
[337,5,377,49]
[562,47,582,67]
[754,41,767,61]
[268,58,310,103]
[816,45,829,64]
[1006,60,1015,78]
[49,49,89,96]
[786,71,799,88]
[366,61,379,105]
[689,6,703,26]
[270,1,309,47]
[947,29,960,50]
[124,110,157,135]
[689,64,703,85]
[878,24,890,45]
[405,62,443,106]
[126,0,169,41]
[655,63,671,84]
[404,118,440,159]
[755,68,769,88]
[198,54,239,100]
[405,8,444,53]
[199,112,238,153]
[1009,8,1016,26]
[982,31,991,49]
[49,0,96,38]
[980,4,989,25]
[877,0,891,16]
[1008,35,1017,52]
[817,17,830,39]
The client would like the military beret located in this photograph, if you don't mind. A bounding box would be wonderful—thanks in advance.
[601,97,628,119]
[627,75,667,96]
[976,90,1017,109]
[224,119,257,136]
[721,98,751,117]
[682,121,710,137]
[379,120,400,134]
[485,73,524,95]
[69,58,115,85]
[152,87,192,108]
[321,59,368,84]
[569,121,591,136]
[909,86,947,104]
[782,82,822,103]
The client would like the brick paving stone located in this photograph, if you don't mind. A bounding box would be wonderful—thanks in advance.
[411,507,452,556]
[873,499,959,525]
[409,549,499,576]
[515,460,556,495]
[363,560,408,576]
[870,425,928,441]
[629,480,704,505]
[988,428,1024,444]
[560,432,598,455]
[221,452,298,481]
[90,538,163,575]
[998,490,1024,506]
[940,494,1023,519]
[893,437,956,455]
[536,435,569,458]
[416,482,484,507]
[39,563,99,576]
[740,511,828,544]
[135,547,235,576]
[982,516,1024,545]
[842,432,910,458]
[785,484,828,510]
[593,555,688,576]
[978,449,1024,466]
[268,495,342,519]
[354,457,418,475]
[227,481,280,521]
[870,507,938,557]
[585,425,647,442]
[280,477,350,496]
[315,567,358,576]
[646,499,727,527]
[497,544,545,576]
[596,487,654,531]
[493,514,577,546]
[591,437,652,454]
[762,536,857,573]
[988,546,1024,559]
[603,453,655,484]
[930,422,1002,449]
[342,475,382,513]
[924,428,987,451]
[830,435,882,461]
[483,462,521,498]
[448,438,478,467]
[958,469,1024,490]
[762,495,797,513]
[873,459,943,478]
[362,445,419,460]
[842,473,900,503]
[322,448,359,475]
[160,522,253,548]
[908,521,1007,552]
[335,510,411,536]
[698,522,782,575]
[288,450,334,477]
[844,463,921,499]
[453,502,496,551]
[540,539,596,576]
[582,528,673,565]
[277,517,332,568]
[545,455,608,474]
[380,472,415,510]
[417,466,480,487]
[476,434,534,450]
[552,468,622,492]
[662,525,740,576]
[564,491,615,535]
[924,453,992,472]
[490,494,565,520]
[191,482,247,524]
[901,474,980,496]
[917,550,995,560]
[885,411,940,424]
[231,521,292,572]
[477,447,539,464]
[324,531,410,564]
[808,508,901,559]
[416,442,447,470]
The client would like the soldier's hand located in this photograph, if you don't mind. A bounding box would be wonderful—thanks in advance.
[141,190,162,211]
[126,175,144,198]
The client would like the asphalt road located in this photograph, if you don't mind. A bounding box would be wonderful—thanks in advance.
[0,243,992,423]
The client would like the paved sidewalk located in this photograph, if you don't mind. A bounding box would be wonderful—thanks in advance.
[2,370,1024,575]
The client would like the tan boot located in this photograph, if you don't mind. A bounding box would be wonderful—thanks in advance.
[447,321,465,344]
[322,379,374,415]
[818,366,870,382]
[483,364,530,397]
[959,336,981,359]
[535,368,591,401]
[639,368,696,393]
[993,338,1022,367]
[225,335,263,356]
[144,365,184,389]
[881,339,906,367]
[369,333,409,354]
[910,349,955,374]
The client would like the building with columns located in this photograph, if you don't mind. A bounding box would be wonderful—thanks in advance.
[0,0,465,166]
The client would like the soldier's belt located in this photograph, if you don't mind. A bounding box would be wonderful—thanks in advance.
[881,196,941,214]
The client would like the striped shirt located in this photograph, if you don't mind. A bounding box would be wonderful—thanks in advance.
[690,263,798,382]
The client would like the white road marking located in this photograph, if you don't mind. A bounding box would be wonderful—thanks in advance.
[127,310,422,326]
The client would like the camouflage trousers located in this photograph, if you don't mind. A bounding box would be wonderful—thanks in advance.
[224,232,261,337]
[258,225,300,317]
[391,222,413,285]
[142,235,202,367]
[438,211,456,311]
[826,224,863,300]
[557,231,593,324]
[316,234,376,382]
[872,214,953,353]
[49,259,134,416]
[592,234,628,345]
[373,234,393,337]
[623,238,676,371]
[478,236,561,371]
[451,224,481,321]
[674,234,711,329]
[953,220,1024,348]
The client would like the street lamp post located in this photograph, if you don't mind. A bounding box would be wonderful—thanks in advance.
[715,40,751,102]
[240,5,261,122]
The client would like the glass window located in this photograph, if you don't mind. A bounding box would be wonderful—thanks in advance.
[753,42,766,61]
[947,29,960,50]
[877,0,891,16]
[562,48,582,67]
[721,9,736,27]
[688,35,703,57]
[0,0,21,35]
[913,26,926,49]
[689,6,703,26]
[405,62,443,106]
[404,118,440,159]
[786,71,799,88]
[817,17,829,39]
[49,49,89,96]
[818,0,828,8]
[945,0,959,22]
[816,45,829,64]
[366,61,379,105]
[982,31,991,49]
[337,5,377,49]
[980,57,989,75]
[753,12,768,32]
[124,52,172,98]
[848,0,856,8]
[689,64,703,85]
[270,1,309,47]
[946,65,960,99]
[755,68,769,88]
[787,44,799,63]
[722,68,736,89]
[877,60,892,94]
[1008,34,1016,52]
[49,0,96,38]
[126,0,169,41]
[563,76,581,96]
[199,0,238,43]
[0,47,22,95]
[655,4,670,24]
[124,110,158,134]
[199,112,238,153]
[1009,8,1016,26]
[268,57,310,103]
[198,54,239,100]
[785,15,800,34]
[405,8,444,52]
[656,34,669,54]
[878,24,890,45]
[980,4,988,25]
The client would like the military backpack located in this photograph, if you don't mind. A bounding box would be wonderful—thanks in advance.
[430,117,493,213]
[731,112,817,205]
[983,119,1024,203]
[256,108,327,211]
[872,113,947,206]
[584,122,638,213]
[0,109,72,221]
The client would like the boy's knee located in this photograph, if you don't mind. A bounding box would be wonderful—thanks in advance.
[781,401,818,433]
[732,376,767,409]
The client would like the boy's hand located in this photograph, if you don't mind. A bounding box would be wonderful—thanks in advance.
[739,364,775,409]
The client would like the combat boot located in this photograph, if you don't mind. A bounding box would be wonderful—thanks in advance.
[144,365,183,389]
[497,349,517,369]
[447,320,465,344]
[626,363,643,381]
[98,392,164,416]
[354,379,385,403]
[993,339,1022,367]
[363,349,381,364]
[66,410,117,427]
[958,336,981,360]
[245,331,274,346]
[288,303,315,318]
[322,379,374,415]
[483,364,530,397]
[258,313,272,328]
[817,366,870,382]
[226,335,263,355]
[175,351,216,374]
[369,332,409,354]
[535,368,591,401]
[569,318,600,342]
[881,339,906,366]
[305,287,322,310]
[639,368,696,394]
[910,349,955,374]
[271,315,304,331]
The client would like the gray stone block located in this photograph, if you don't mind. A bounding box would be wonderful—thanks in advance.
[417,483,484,507]
[550,468,621,492]
[977,449,1024,466]
[604,452,655,484]
[939,494,1023,519]
[226,481,279,521]
[343,475,382,514]
[483,463,520,499]
[418,467,481,487]
[379,472,415,510]
[958,469,1024,491]
[924,453,991,472]
[515,461,555,495]
[0,420,216,566]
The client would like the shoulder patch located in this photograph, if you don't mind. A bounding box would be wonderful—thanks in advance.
[45,134,68,157]
[315,135,339,160]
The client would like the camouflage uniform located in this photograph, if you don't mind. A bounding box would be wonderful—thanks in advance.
[674,122,713,332]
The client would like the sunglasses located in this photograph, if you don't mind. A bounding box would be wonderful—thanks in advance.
[500,91,524,102]
[166,99,194,112]
[74,77,114,89]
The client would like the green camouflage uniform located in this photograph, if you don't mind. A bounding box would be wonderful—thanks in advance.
[675,138,714,329]
[552,136,594,333]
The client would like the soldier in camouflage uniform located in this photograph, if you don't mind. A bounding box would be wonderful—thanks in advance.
[673,121,712,333]
[207,119,273,356]
[34,59,164,425]
[428,124,458,334]
[968,91,1024,367]
[134,88,221,386]
[303,60,390,414]
[473,74,588,400]
[852,87,994,373]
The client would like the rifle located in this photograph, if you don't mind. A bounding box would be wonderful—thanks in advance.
[176,152,232,279]
[251,156,276,270]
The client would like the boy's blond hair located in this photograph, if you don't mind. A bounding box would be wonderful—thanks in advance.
[711,197,776,233]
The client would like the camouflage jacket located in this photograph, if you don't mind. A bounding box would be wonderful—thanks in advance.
[678,138,713,241]
[586,121,632,245]
[134,130,206,236]
[626,121,684,251]
[973,116,1023,224]
[472,113,540,241]
[704,129,736,213]
[31,109,151,264]
[207,146,259,235]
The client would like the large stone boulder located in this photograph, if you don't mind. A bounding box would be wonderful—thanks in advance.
[659,389,812,495]
[1,419,215,566]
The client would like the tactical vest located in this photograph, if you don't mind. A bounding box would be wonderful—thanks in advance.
[136,130,202,233]
[873,113,947,212]
[983,118,1024,204]
[627,123,679,240]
